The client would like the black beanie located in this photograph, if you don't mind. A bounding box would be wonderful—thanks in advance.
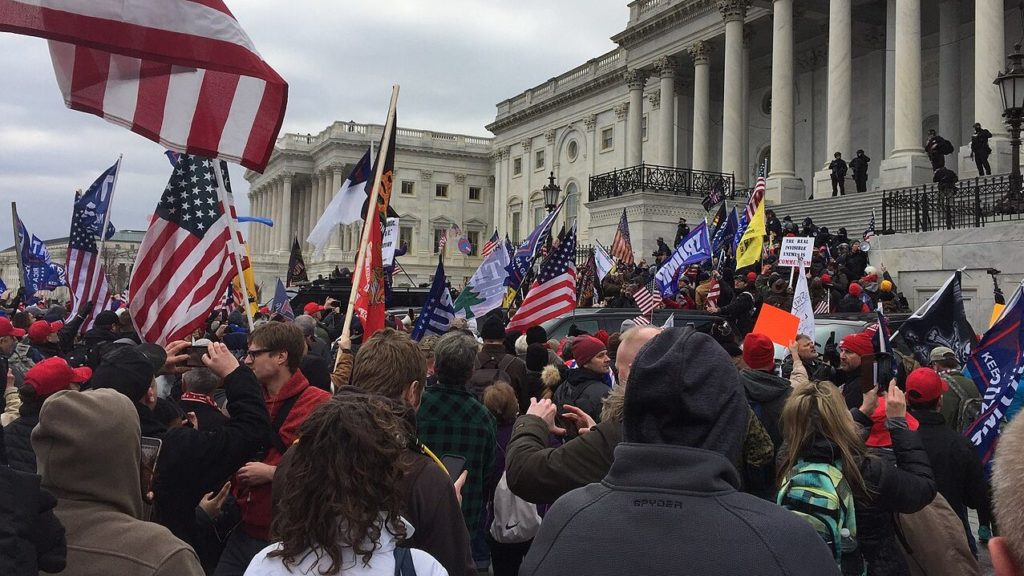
[623,327,747,465]
[94,310,120,330]
[525,325,548,345]
[526,343,549,371]
[90,346,156,404]
[480,315,506,341]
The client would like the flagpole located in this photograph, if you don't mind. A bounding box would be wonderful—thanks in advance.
[88,154,122,313]
[341,85,400,355]
[10,202,26,293]
[213,160,255,329]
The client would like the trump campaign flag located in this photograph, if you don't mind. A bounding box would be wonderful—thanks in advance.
[1,0,288,171]
[66,159,121,330]
[411,256,456,341]
[655,222,711,298]
[270,278,294,321]
[15,212,66,295]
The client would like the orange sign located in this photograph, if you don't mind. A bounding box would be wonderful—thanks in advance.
[751,303,801,347]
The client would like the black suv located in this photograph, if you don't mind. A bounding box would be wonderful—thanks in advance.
[539,308,716,340]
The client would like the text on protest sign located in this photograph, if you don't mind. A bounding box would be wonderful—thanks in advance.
[778,237,815,267]
[382,218,401,266]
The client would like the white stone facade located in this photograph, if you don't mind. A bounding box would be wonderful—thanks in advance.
[244,122,494,290]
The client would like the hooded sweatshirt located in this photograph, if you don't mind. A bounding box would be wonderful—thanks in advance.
[32,389,203,576]
[520,328,839,576]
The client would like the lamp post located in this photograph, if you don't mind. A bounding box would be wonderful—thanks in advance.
[994,44,1024,193]
[542,171,561,250]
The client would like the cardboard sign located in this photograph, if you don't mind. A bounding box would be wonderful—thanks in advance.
[381,217,400,266]
[751,303,801,347]
[990,303,1006,328]
[778,236,815,267]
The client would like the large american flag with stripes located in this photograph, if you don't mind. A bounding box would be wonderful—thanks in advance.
[1,0,288,172]
[507,225,577,332]
[129,154,235,344]
[481,230,500,258]
[66,160,119,331]
[610,208,634,265]
[633,285,657,316]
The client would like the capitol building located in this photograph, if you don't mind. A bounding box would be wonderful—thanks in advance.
[246,0,1023,290]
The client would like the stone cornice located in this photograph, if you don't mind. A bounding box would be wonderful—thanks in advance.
[612,0,718,50]
[485,67,627,134]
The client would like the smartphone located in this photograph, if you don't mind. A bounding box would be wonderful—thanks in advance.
[186,345,208,368]
[875,355,893,395]
[440,454,467,484]
[140,436,162,504]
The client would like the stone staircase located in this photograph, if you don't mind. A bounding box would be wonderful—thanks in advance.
[770,189,886,234]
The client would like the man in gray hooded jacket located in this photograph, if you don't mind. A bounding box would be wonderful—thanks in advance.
[519,327,838,576]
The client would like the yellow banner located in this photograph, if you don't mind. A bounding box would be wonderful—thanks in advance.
[231,244,259,315]
[991,303,1006,328]
[735,201,765,269]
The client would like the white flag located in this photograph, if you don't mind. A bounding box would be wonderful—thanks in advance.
[307,149,371,256]
[452,243,512,319]
[791,262,816,339]
[593,240,614,281]
[662,313,675,328]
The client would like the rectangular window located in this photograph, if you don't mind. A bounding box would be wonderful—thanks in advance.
[399,226,413,253]
[467,231,479,256]
[435,183,449,198]
[468,186,482,201]
[535,149,545,170]
[641,114,648,140]
[601,127,614,151]
[433,228,446,253]
[512,157,523,176]
[511,212,521,244]
[401,180,415,195]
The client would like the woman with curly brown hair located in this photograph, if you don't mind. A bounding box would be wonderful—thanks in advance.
[243,391,447,576]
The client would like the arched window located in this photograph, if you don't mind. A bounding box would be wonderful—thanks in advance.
[565,182,578,225]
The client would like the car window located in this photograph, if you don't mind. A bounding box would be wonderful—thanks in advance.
[814,323,864,351]
[543,318,600,341]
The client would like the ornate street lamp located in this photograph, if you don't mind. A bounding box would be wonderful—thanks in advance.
[542,171,561,213]
[994,44,1024,192]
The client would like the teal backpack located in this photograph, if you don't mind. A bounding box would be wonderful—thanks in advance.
[777,460,863,574]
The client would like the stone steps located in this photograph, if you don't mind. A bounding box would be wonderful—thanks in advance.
[770,190,885,234]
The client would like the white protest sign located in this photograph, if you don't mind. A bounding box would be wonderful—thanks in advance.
[382,217,401,266]
[778,236,814,267]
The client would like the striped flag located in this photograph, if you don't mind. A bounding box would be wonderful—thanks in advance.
[66,160,120,331]
[507,224,577,332]
[633,285,657,316]
[863,210,877,242]
[814,295,831,315]
[2,0,288,172]
[632,315,651,326]
[707,278,721,308]
[437,228,448,252]
[610,208,634,265]
[129,154,235,345]
[481,230,500,258]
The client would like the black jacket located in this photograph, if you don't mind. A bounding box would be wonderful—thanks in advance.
[0,465,66,575]
[971,129,992,154]
[845,251,869,280]
[177,397,229,433]
[4,402,41,473]
[850,155,870,176]
[716,289,757,336]
[829,158,848,178]
[153,366,270,561]
[739,369,790,449]
[520,443,839,576]
[553,368,609,432]
[906,409,987,529]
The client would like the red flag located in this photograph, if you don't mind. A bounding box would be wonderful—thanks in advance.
[1,0,288,172]
[354,216,386,339]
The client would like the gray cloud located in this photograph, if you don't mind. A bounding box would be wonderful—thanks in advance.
[0,0,623,251]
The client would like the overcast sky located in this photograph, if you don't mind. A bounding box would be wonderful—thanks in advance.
[0,0,625,251]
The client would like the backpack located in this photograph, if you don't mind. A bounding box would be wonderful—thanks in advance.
[778,460,863,573]
[940,374,982,434]
[938,138,955,155]
[468,354,515,399]
[489,469,542,544]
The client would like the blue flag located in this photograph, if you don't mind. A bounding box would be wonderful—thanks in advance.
[78,161,119,240]
[0,277,6,294]
[733,210,750,252]
[655,222,712,298]
[712,208,739,254]
[964,283,1024,471]
[270,279,295,321]
[505,200,564,289]
[16,215,66,294]
[411,257,455,341]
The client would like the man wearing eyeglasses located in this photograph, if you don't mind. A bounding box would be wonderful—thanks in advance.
[214,322,331,576]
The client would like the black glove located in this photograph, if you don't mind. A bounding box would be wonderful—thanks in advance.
[80,300,96,317]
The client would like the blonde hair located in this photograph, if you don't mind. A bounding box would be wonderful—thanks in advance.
[993,415,1024,568]
[777,380,870,498]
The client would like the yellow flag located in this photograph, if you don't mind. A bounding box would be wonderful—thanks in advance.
[735,201,765,269]
[231,244,259,315]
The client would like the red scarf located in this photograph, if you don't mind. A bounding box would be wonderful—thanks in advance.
[179,392,217,408]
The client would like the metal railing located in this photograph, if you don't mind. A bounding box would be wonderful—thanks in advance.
[881,174,1024,234]
[588,163,735,202]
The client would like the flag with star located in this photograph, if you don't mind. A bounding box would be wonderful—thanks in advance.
[66,159,119,331]
[129,154,236,345]
[507,223,577,332]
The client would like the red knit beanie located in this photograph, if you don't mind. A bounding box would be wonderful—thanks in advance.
[848,282,863,296]
[840,331,874,357]
[742,333,776,371]
[573,336,606,367]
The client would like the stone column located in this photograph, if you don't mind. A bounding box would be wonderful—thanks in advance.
[690,41,712,172]
[884,0,896,157]
[626,69,648,167]
[311,171,322,251]
[812,0,852,197]
[938,0,961,150]
[656,56,676,167]
[268,179,280,254]
[258,190,267,255]
[719,0,748,183]
[250,191,260,256]
[878,0,931,189]
[766,0,803,203]
[330,165,345,251]
[741,26,752,185]
[972,0,1008,175]
[280,173,292,254]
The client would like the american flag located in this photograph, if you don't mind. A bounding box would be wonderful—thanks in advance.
[1,0,288,172]
[633,285,657,316]
[481,230,500,258]
[66,160,119,331]
[610,208,634,265]
[814,293,831,315]
[863,211,876,242]
[707,278,721,308]
[437,228,448,252]
[632,315,651,326]
[129,154,236,345]
[507,224,577,332]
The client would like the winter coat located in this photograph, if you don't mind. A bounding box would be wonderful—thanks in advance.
[34,389,204,576]
[781,355,836,384]
[897,492,980,576]
[4,401,40,473]
[475,343,529,412]
[154,366,271,566]
[739,369,791,449]
[553,367,609,432]
[0,465,66,575]
[520,443,840,576]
